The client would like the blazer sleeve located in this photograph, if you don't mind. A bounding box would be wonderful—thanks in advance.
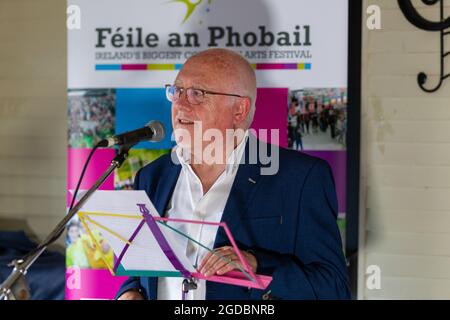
[251,160,350,300]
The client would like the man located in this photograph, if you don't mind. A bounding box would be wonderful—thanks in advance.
[116,48,350,300]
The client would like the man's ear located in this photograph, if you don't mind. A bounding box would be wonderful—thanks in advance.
[233,97,251,125]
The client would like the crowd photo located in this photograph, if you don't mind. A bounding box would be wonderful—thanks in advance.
[287,88,348,151]
[68,89,116,148]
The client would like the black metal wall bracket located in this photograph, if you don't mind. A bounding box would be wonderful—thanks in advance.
[398,0,450,93]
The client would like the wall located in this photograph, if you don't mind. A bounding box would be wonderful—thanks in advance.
[360,0,450,299]
[0,0,67,249]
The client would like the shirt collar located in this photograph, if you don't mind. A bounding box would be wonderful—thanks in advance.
[175,130,249,176]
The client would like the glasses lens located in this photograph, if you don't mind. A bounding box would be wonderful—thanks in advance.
[166,85,175,102]
[186,88,204,105]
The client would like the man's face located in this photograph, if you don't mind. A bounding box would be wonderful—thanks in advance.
[171,59,236,150]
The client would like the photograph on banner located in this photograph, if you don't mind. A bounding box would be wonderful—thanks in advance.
[287,87,348,242]
[65,215,114,270]
[287,88,347,151]
[114,149,170,190]
[68,89,116,148]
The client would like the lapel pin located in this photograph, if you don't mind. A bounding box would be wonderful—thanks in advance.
[248,178,256,184]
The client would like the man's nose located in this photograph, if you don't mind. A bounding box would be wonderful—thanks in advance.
[174,93,194,112]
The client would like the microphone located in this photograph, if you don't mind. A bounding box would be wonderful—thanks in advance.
[97,120,165,147]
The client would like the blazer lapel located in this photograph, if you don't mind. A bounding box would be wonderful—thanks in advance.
[153,157,181,217]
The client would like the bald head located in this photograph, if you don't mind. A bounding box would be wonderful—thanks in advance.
[183,48,257,128]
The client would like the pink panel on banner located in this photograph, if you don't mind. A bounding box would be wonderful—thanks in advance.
[67,148,116,206]
[65,268,127,300]
[251,88,288,148]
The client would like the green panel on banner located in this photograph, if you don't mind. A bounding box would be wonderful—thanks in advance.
[115,264,182,278]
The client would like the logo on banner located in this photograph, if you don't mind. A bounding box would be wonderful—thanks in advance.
[169,0,214,23]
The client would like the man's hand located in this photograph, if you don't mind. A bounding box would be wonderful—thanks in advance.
[198,246,257,277]
[117,289,144,300]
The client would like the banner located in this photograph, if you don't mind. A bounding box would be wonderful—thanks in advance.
[66,0,349,299]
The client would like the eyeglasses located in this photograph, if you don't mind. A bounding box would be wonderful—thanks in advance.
[165,84,248,105]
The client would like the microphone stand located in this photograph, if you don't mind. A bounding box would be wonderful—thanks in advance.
[0,144,133,300]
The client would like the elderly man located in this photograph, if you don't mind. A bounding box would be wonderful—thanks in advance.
[116,48,350,300]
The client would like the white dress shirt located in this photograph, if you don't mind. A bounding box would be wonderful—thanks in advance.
[157,131,248,300]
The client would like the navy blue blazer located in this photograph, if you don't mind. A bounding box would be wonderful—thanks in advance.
[116,136,350,300]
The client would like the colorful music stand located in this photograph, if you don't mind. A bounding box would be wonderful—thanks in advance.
[77,190,272,291]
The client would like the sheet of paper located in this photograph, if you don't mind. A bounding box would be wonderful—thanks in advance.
[78,190,195,274]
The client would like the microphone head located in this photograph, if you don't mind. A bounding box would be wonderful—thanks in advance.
[146,120,165,142]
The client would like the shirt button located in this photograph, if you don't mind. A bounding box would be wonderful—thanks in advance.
[196,211,205,218]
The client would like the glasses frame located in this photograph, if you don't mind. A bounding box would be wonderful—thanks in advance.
[165,84,249,105]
